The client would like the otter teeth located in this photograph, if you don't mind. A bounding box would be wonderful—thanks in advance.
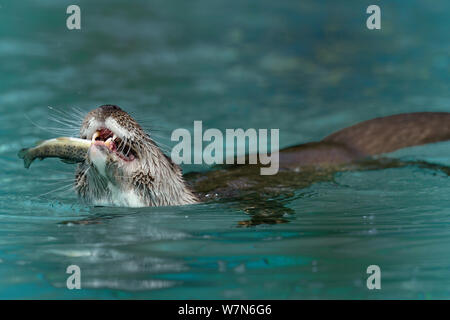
[92,131,100,142]
[105,137,113,148]
[91,130,118,148]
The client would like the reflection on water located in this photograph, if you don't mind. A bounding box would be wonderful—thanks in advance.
[1,0,450,298]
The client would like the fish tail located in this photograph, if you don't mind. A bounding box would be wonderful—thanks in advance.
[17,148,33,169]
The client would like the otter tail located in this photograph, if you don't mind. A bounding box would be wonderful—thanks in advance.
[323,112,450,156]
[278,112,450,169]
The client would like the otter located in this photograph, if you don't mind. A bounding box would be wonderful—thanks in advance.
[75,105,198,207]
[75,105,450,225]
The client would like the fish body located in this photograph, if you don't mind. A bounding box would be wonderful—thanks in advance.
[18,137,91,168]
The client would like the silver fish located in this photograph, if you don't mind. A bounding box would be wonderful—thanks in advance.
[18,137,91,169]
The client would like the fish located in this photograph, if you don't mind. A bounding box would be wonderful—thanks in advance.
[18,137,92,169]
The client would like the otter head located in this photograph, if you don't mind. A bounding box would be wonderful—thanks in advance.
[75,105,197,207]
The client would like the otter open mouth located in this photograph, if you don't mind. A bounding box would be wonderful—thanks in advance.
[91,128,137,161]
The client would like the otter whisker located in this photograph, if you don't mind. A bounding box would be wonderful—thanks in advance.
[41,177,79,185]
[32,182,76,199]
[47,106,84,133]
[48,109,83,124]
[33,178,74,183]
[78,166,90,181]
[121,136,129,154]
[48,106,86,122]
[48,115,82,130]
[70,106,88,121]
[24,114,78,136]
[150,140,172,154]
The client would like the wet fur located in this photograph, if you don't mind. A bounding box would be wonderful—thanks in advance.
[75,105,197,207]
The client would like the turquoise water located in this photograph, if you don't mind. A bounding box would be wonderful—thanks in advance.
[1,0,450,299]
